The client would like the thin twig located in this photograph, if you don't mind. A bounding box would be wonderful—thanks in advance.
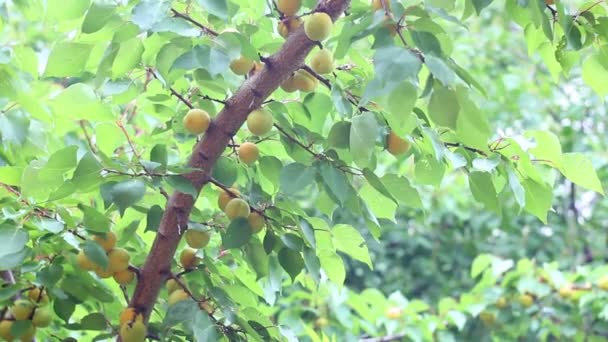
[170,8,219,36]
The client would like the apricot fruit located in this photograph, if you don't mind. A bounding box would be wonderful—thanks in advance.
[185,229,210,249]
[229,56,254,75]
[598,275,608,290]
[385,306,402,319]
[238,142,260,165]
[518,293,534,307]
[119,308,143,326]
[479,311,496,326]
[76,249,96,270]
[166,279,180,294]
[179,248,199,269]
[224,198,251,220]
[94,266,114,279]
[247,108,273,136]
[293,70,317,92]
[280,74,299,92]
[107,248,130,273]
[10,300,34,320]
[218,187,241,211]
[310,49,333,74]
[27,287,49,304]
[496,296,508,308]
[183,108,211,135]
[113,269,135,285]
[278,17,302,38]
[119,320,146,342]
[32,307,52,327]
[168,289,189,306]
[277,0,301,16]
[0,320,13,341]
[304,12,333,41]
[248,212,265,233]
[387,131,410,155]
[93,231,116,252]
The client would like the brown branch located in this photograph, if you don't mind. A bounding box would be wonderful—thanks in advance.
[126,0,351,328]
[360,334,406,342]
[170,8,219,36]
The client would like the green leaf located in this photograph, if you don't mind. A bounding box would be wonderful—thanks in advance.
[471,254,492,278]
[244,238,269,279]
[507,167,526,209]
[523,179,553,223]
[428,85,459,129]
[78,204,111,233]
[414,156,445,186]
[318,250,345,286]
[71,153,103,191]
[193,311,219,342]
[49,84,113,121]
[112,38,144,78]
[166,175,198,198]
[82,241,108,270]
[102,179,146,216]
[80,313,108,331]
[82,3,116,34]
[0,224,28,269]
[212,156,238,187]
[525,130,563,168]
[0,166,23,185]
[131,0,171,30]
[472,0,493,14]
[455,87,490,151]
[468,172,500,215]
[172,45,230,77]
[332,224,372,268]
[381,174,423,209]
[328,121,351,149]
[197,0,228,19]
[411,31,442,56]
[46,0,90,21]
[425,55,456,86]
[318,162,350,205]
[363,46,422,101]
[280,163,316,195]
[381,82,418,137]
[150,144,168,171]
[350,112,378,168]
[560,153,604,195]
[582,53,608,97]
[44,43,93,77]
[278,248,304,281]
[222,218,252,249]
[362,168,397,205]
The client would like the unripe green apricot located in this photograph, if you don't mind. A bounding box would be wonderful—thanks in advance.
[304,12,333,41]
[218,188,241,211]
[32,307,52,327]
[224,198,251,220]
[107,248,130,273]
[120,320,146,342]
[10,300,34,321]
[310,49,333,74]
[185,229,210,249]
[183,108,211,135]
[229,56,254,75]
[247,108,274,136]
[277,0,301,16]
[238,142,260,165]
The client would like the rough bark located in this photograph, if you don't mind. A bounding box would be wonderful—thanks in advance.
[126,0,351,325]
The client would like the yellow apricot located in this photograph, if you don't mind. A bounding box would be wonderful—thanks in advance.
[119,320,146,342]
[27,287,49,304]
[113,270,135,285]
[293,70,317,92]
[166,279,180,294]
[119,308,143,326]
[280,74,299,92]
[107,248,130,273]
[238,142,260,165]
[278,17,302,38]
[76,249,96,271]
[518,294,534,307]
[0,320,13,341]
[93,231,116,252]
[247,108,274,136]
[183,108,211,135]
[179,248,199,269]
[479,311,496,326]
[218,188,241,211]
[598,275,608,290]
[10,300,34,320]
[372,0,391,11]
[304,12,333,41]
[224,198,251,220]
[94,266,114,279]
[385,306,402,319]
[496,296,508,308]
[310,49,333,74]
[387,131,410,155]
[32,307,52,327]
[248,212,265,233]
[185,229,210,249]
[168,289,189,306]
[229,56,254,75]
[277,0,301,16]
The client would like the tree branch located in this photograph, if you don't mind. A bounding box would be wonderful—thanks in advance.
[126,0,351,331]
